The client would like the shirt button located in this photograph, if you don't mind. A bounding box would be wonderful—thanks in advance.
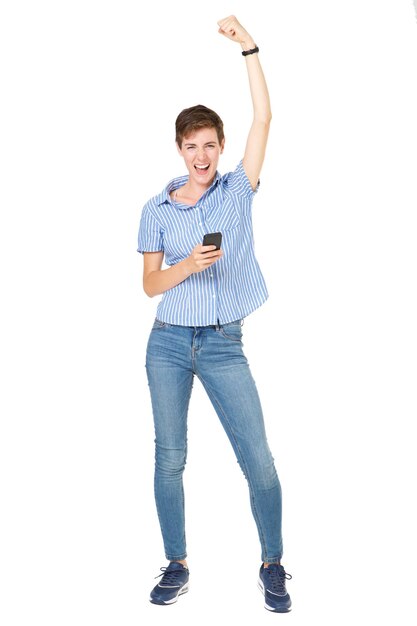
[212,294,216,298]
[209,273,213,278]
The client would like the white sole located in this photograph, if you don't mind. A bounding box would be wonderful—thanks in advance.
[258,578,292,612]
[165,582,189,604]
[150,582,189,605]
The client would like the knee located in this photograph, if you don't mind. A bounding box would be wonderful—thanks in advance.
[254,461,281,491]
[155,444,187,478]
[244,451,281,491]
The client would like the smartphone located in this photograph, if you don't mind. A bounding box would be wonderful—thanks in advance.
[202,232,222,250]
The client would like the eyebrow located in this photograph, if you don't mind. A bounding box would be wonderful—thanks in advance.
[183,141,217,147]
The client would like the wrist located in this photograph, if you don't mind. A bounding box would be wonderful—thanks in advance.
[182,257,193,277]
[240,39,256,51]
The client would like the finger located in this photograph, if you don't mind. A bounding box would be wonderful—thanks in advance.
[198,253,214,260]
[217,16,236,34]
[201,250,223,262]
[205,253,223,266]
[217,16,231,28]
[222,23,236,37]
[218,15,236,27]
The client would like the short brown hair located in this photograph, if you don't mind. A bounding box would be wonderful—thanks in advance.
[175,104,224,148]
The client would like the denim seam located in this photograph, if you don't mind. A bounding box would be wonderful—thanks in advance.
[165,552,188,561]
[197,375,269,561]
[149,351,193,562]
[217,328,242,342]
[154,473,187,562]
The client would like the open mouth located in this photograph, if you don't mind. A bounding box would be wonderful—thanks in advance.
[194,164,210,173]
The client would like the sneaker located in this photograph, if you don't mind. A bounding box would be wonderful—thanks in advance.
[258,564,292,613]
[150,562,190,605]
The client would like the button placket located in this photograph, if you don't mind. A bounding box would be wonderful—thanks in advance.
[195,204,203,227]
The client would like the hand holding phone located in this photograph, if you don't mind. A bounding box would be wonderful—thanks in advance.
[186,232,222,274]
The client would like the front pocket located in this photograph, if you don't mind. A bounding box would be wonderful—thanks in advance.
[152,318,166,330]
[218,321,243,342]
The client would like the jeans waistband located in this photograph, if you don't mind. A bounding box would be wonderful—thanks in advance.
[155,318,244,331]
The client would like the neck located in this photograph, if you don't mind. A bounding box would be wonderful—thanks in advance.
[177,178,213,205]
[188,178,212,196]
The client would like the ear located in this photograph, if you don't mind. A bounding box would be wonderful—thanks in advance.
[176,142,182,155]
[220,139,225,154]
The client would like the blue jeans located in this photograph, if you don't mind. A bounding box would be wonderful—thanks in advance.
[145,319,283,563]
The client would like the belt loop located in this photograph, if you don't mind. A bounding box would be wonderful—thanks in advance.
[216,317,221,331]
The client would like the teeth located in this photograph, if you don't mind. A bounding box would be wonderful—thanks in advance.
[195,164,209,170]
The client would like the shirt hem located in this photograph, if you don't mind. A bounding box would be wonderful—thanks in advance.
[155,295,269,327]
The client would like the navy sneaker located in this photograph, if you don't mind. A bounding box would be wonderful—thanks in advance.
[258,564,292,612]
[150,562,190,605]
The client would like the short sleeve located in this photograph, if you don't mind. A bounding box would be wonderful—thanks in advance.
[137,205,164,253]
[225,159,260,199]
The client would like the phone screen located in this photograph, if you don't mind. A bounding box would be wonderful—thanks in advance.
[202,232,222,250]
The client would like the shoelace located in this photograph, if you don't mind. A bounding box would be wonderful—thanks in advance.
[154,567,185,586]
[266,566,292,593]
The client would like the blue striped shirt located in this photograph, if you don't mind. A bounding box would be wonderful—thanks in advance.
[137,159,268,326]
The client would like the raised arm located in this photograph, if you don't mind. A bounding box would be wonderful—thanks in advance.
[217,16,271,190]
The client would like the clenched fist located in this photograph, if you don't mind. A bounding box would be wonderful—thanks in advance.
[217,15,256,50]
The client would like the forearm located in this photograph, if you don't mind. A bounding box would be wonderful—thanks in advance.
[144,259,192,297]
[243,50,272,124]
[143,245,223,297]
[218,16,271,124]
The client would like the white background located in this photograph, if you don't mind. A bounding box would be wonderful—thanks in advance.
[1,1,417,624]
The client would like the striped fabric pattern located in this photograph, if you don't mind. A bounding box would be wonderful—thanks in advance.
[137,160,268,326]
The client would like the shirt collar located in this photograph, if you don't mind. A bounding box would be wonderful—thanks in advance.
[157,171,221,209]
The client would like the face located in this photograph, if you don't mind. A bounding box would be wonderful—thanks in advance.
[177,127,224,188]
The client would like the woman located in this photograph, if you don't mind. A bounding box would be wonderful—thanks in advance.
[137,16,292,613]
